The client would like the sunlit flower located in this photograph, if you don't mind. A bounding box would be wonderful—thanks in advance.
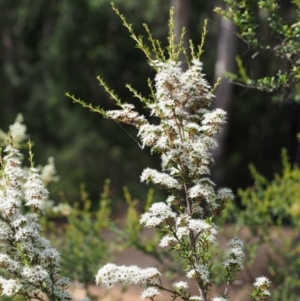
[96,264,161,289]
[141,286,161,299]
[173,281,189,290]
[140,202,176,227]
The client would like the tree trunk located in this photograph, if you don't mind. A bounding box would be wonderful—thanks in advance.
[212,7,237,184]
[171,0,191,70]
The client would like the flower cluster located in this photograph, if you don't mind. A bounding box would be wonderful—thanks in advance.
[223,237,245,270]
[0,145,76,300]
[94,55,244,300]
[96,263,161,289]
[0,114,27,148]
[67,9,271,301]
[251,277,271,299]
[40,156,60,186]
[139,202,176,227]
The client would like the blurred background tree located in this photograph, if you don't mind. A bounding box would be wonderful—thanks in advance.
[0,0,299,207]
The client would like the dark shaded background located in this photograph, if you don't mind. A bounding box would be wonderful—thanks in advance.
[1,0,299,207]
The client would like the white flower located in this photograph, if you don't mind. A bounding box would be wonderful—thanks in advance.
[223,238,244,269]
[166,195,176,206]
[40,157,59,185]
[24,167,49,212]
[202,109,226,126]
[141,168,180,189]
[253,276,271,297]
[186,265,210,283]
[176,226,189,239]
[216,188,234,200]
[188,219,217,242]
[96,264,161,289]
[3,146,24,186]
[186,269,197,279]
[141,268,161,284]
[140,202,176,228]
[55,277,70,289]
[8,114,28,148]
[190,295,204,301]
[253,276,271,287]
[138,124,164,149]
[211,297,227,301]
[173,281,189,290]
[0,255,20,274]
[0,145,68,300]
[0,277,21,297]
[21,266,49,283]
[188,183,215,201]
[188,219,210,232]
[105,103,147,127]
[141,287,160,299]
[159,235,177,247]
[196,264,210,283]
[51,203,73,216]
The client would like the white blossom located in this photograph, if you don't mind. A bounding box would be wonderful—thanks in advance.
[140,202,176,228]
[0,278,21,297]
[253,276,271,296]
[188,219,210,232]
[176,226,189,239]
[173,281,189,290]
[0,145,71,300]
[105,103,147,127]
[186,269,197,279]
[40,157,59,185]
[187,265,210,283]
[96,264,161,289]
[141,168,180,189]
[166,195,176,206]
[223,238,244,269]
[188,183,215,201]
[21,265,49,283]
[202,109,226,126]
[8,114,28,148]
[159,234,177,247]
[253,276,271,287]
[51,203,73,216]
[196,264,210,283]
[138,124,164,149]
[0,255,20,273]
[216,188,234,200]
[188,219,217,242]
[190,296,204,301]
[211,297,227,301]
[24,167,49,212]
[141,286,161,299]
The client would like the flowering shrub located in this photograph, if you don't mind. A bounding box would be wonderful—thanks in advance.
[0,143,75,300]
[220,149,300,301]
[0,114,28,149]
[0,116,119,301]
[68,5,271,301]
[0,5,273,301]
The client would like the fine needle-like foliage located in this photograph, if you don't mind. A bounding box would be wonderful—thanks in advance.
[68,5,270,301]
[220,148,300,301]
[0,142,75,301]
[0,116,117,301]
[215,0,300,102]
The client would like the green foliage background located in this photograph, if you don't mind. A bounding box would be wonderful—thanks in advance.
[0,0,299,205]
[219,149,300,300]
